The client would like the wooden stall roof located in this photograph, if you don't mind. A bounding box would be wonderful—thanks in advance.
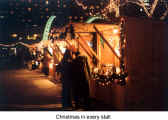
[71,23,119,33]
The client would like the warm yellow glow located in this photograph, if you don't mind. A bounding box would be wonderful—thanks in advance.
[113,28,119,34]
[28,7,32,12]
[33,80,55,89]
[60,47,66,53]
[49,63,53,69]
[11,34,17,38]
[51,43,54,47]
[51,59,54,63]
[46,0,49,5]
[115,48,120,57]
[56,41,67,53]
[33,34,38,37]
[27,34,38,40]
[48,46,53,55]
[116,67,121,74]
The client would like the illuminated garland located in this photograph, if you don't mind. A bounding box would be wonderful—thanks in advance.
[94,18,128,88]
[74,0,168,20]
[0,42,34,48]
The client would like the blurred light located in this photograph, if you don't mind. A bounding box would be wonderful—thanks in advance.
[32,24,38,27]
[115,48,120,57]
[46,1,49,5]
[48,46,53,55]
[100,2,104,5]
[60,47,66,53]
[90,5,94,9]
[28,8,32,12]
[96,5,100,9]
[51,43,54,47]
[80,16,83,19]
[0,16,4,19]
[113,28,119,34]
[87,41,93,47]
[51,59,54,63]
[33,80,55,89]
[49,63,53,69]
[11,34,18,38]
[63,4,67,8]
[35,61,39,66]
[116,67,121,74]
[33,34,38,38]
[45,8,49,12]
[69,16,72,19]
[27,34,38,40]
[74,16,78,19]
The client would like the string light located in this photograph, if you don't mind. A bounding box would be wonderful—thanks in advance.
[74,0,168,20]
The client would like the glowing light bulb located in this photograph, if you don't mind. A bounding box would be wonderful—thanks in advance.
[113,29,119,34]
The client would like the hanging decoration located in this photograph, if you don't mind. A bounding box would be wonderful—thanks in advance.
[93,18,128,87]
[74,0,168,20]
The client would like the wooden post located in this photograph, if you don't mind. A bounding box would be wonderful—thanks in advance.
[76,38,93,59]
[77,33,100,62]
[94,25,121,60]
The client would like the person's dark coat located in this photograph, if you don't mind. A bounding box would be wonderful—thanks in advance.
[72,55,91,106]
[56,49,73,107]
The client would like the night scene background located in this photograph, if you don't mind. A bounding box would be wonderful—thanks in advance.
[0,0,168,111]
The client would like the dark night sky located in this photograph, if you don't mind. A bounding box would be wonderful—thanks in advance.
[0,0,167,44]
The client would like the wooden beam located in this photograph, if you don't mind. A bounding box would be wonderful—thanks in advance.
[77,33,100,62]
[75,38,93,59]
[93,25,121,60]
[53,43,64,57]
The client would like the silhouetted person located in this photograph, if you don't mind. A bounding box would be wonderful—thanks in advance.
[56,49,73,109]
[42,48,51,75]
[72,51,91,108]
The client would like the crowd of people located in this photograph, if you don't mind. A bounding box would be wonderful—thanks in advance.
[56,48,91,110]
